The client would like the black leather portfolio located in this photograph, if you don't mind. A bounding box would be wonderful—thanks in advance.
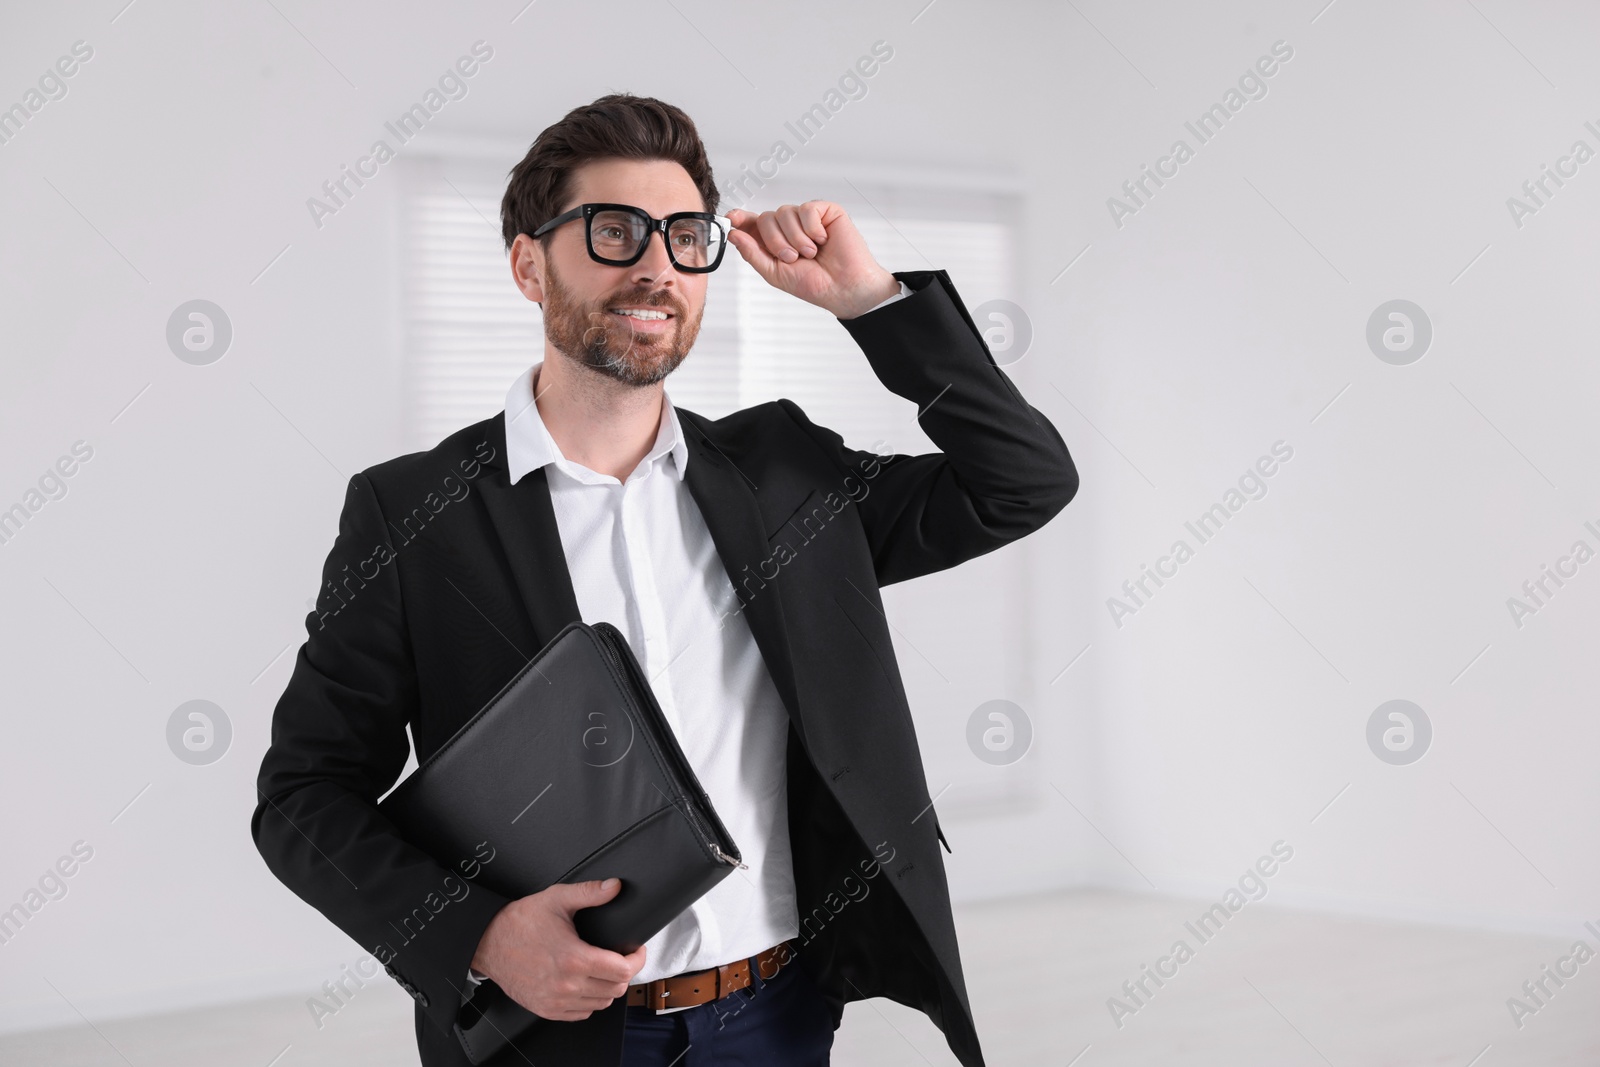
[377,619,745,1064]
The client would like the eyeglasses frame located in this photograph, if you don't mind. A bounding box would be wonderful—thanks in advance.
[529,202,733,273]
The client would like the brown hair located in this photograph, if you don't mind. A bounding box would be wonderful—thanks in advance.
[500,94,718,252]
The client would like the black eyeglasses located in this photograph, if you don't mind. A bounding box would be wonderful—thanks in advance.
[530,203,732,273]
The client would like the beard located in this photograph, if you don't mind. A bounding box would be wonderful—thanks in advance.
[541,259,703,387]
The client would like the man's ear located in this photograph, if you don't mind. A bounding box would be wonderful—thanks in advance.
[509,233,546,305]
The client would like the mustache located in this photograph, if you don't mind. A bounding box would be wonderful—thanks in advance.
[598,287,686,317]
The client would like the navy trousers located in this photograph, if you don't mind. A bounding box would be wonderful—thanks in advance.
[620,953,836,1067]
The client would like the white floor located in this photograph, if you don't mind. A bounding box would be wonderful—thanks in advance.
[4,889,1596,1066]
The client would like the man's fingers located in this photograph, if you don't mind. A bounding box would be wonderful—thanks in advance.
[775,205,818,258]
[728,228,779,280]
[755,211,798,263]
[542,999,611,1021]
[545,877,620,915]
[576,973,633,999]
[573,943,643,985]
[798,201,831,246]
[726,208,768,249]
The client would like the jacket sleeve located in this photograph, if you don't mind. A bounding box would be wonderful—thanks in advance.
[779,268,1078,587]
[250,471,513,1036]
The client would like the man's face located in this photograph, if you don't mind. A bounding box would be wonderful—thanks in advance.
[514,158,710,387]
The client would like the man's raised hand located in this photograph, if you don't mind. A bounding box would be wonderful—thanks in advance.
[725,201,901,320]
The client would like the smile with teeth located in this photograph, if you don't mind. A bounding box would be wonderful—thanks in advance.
[610,307,672,321]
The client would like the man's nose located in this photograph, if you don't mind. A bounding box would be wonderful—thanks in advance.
[631,228,676,286]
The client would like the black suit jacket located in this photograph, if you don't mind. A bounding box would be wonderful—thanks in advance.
[251,269,1078,1067]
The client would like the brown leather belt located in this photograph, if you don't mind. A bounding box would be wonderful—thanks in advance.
[625,939,798,1011]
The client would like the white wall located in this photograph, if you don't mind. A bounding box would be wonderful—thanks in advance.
[1,0,1595,1033]
[1004,0,1600,941]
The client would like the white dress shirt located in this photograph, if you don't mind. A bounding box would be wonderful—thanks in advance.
[465,281,909,1007]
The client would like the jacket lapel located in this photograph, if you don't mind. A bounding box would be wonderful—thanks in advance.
[475,412,583,653]
[678,412,807,746]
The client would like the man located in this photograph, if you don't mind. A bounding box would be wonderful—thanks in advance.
[252,94,1077,1067]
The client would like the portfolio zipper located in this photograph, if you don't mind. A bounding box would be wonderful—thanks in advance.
[711,844,748,870]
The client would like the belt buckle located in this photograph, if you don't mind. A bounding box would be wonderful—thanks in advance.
[647,977,672,1013]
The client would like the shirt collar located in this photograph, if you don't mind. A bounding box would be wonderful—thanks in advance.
[503,359,689,486]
